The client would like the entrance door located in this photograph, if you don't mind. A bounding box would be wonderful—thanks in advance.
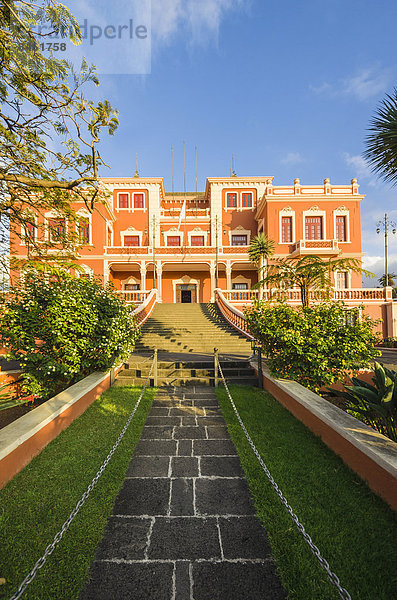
[176,284,197,303]
[181,289,192,303]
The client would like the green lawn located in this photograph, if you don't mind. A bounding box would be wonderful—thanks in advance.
[215,384,397,600]
[0,385,156,600]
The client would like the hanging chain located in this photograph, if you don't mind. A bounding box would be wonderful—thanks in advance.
[9,357,155,600]
[217,362,352,600]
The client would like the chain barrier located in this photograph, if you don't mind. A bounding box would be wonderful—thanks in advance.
[9,356,156,600]
[217,362,352,600]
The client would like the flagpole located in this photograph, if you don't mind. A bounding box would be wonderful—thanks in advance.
[183,141,187,253]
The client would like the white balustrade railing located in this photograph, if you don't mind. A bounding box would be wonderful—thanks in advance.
[131,289,158,326]
[214,289,253,339]
[117,290,151,304]
[222,287,391,304]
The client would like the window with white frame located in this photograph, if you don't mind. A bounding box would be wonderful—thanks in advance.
[118,193,129,209]
[333,208,350,242]
[281,216,293,243]
[133,193,145,209]
[167,235,181,247]
[227,193,237,208]
[225,190,255,210]
[231,234,248,246]
[121,228,142,247]
[48,217,66,243]
[336,271,349,289]
[305,216,323,240]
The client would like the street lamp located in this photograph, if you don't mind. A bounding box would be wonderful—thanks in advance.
[376,213,396,285]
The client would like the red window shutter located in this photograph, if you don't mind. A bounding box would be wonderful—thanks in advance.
[281,217,292,243]
[79,220,90,244]
[231,234,248,246]
[124,235,140,247]
[191,236,204,246]
[134,193,144,208]
[305,216,323,240]
[242,193,252,208]
[118,193,129,208]
[26,222,36,241]
[49,218,65,242]
[336,216,346,241]
[167,236,181,246]
[227,193,237,208]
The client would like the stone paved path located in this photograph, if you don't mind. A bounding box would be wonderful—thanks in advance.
[79,386,286,600]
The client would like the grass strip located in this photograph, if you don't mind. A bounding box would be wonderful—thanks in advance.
[0,385,157,600]
[216,384,397,600]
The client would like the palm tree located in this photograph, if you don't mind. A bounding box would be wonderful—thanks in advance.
[379,273,396,287]
[364,89,397,184]
[249,233,275,299]
[256,254,372,308]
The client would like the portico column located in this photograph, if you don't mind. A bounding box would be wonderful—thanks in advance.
[156,261,163,302]
[140,262,147,292]
[226,261,232,290]
[104,260,109,285]
[210,262,216,302]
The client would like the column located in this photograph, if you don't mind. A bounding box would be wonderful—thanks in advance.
[103,260,109,285]
[156,261,163,302]
[226,261,232,290]
[210,262,216,302]
[140,262,147,292]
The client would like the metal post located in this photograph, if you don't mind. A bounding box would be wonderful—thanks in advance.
[384,213,388,283]
[153,348,158,387]
[257,346,263,389]
[153,215,156,289]
[215,215,219,289]
[110,366,115,386]
[214,347,219,387]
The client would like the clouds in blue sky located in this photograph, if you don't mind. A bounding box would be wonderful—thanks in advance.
[310,65,395,102]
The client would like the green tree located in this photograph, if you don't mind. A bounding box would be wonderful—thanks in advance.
[0,0,118,257]
[379,272,396,287]
[245,302,381,392]
[0,273,139,400]
[249,233,275,296]
[256,254,372,308]
[364,88,397,184]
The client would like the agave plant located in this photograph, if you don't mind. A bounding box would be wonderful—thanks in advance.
[328,362,397,442]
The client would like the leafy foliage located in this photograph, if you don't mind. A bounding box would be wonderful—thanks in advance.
[328,362,397,441]
[364,88,397,185]
[0,274,140,399]
[0,0,118,255]
[245,301,381,392]
[255,254,372,307]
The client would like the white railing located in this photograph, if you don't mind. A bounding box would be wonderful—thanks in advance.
[117,290,151,304]
[131,289,158,326]
[221,287,392,305]
[214,289,253,340]
[222,289,259,303]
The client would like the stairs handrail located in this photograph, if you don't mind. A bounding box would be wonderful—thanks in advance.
[214,288,253,340]
[131,288,158,326]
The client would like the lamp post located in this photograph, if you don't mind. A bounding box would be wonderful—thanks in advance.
[215,215,219,289]
[376,213,396,285]
[152,215,156,289]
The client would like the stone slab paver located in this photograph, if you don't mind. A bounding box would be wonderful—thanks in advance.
[79,385,287,600]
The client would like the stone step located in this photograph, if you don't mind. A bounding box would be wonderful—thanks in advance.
[114,376,259,387]
[121,368,254,378]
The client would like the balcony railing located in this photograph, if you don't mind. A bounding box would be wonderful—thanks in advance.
[117,290,151,304]
[290,239,340,257]
[105,246,250,255]
[222,287,392,304]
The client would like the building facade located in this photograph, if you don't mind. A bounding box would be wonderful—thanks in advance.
[12,174,366,304]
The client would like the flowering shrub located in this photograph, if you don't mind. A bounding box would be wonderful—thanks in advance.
[245,302,381,392]
[0,275,140,400]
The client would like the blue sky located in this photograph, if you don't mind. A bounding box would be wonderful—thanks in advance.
[67,0,397,282]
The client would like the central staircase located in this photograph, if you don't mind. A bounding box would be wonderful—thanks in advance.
[116,303,257,387]
[134,303,252,355]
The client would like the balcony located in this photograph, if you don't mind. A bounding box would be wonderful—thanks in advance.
[290,239,341,257]
[105,246,250,256]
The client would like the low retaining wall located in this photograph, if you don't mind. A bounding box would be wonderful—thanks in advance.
[0,367,121,490]
[251,360,397,511]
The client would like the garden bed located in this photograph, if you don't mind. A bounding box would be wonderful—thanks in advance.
[0,385,156,600]
[216,384,397,600]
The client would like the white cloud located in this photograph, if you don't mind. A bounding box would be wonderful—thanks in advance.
[281,152,304,166]
[343,153,372,178]
[310,66,395,102]
[151,0,248,46]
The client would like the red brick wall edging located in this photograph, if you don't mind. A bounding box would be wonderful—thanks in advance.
[251,362,397,511]
[0,366,122,490]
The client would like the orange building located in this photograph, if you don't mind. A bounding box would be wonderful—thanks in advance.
[12,174,367,303]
